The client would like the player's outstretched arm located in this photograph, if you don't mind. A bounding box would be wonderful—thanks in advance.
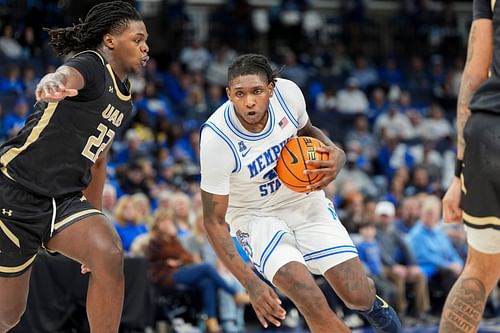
[201,190,286,328]
[443,18,492,224]
[298,120,346,191]
[35,65,83,102]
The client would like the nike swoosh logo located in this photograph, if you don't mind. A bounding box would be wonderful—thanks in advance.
[241,149,251,157]
[376,295,389,308]
[287,148,299,164]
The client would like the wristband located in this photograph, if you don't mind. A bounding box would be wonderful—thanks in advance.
[454,159,463,178]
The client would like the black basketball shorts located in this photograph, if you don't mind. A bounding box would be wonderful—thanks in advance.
[461,111,500,232]
[0,174,102,277]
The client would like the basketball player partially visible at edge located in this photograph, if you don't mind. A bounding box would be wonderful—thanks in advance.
[0,2,149,332]
[200,53,402,332]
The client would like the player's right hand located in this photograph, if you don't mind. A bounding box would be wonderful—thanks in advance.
[247,278,287,328]
[35,81,78,103]
[442,177,463,224]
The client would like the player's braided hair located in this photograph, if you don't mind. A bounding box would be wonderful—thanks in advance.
[227,54,280,86]
[46,1,142,56]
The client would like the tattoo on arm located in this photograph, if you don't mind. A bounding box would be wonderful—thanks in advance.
[441,278,486,333]
[201,191,237,261]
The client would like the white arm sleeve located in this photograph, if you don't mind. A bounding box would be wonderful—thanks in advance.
[199,127,235,195]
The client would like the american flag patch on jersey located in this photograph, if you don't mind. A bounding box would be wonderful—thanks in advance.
[279,117,289,128]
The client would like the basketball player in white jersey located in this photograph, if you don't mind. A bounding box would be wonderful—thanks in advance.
[200,54,401,333]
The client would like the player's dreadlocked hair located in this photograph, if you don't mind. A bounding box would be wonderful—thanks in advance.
[227,54,280,86]
[46,1,142,56]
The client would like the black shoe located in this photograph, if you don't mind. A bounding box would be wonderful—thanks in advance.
[358,295,402,333]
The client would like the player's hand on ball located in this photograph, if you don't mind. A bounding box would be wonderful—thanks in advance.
[305,145,345,191]
[248,278,286,328]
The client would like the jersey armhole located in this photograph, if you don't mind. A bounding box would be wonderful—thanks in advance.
[201,122,241,173]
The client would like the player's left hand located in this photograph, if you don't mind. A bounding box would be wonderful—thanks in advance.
[304,145,345,191]
[442,177,463,224]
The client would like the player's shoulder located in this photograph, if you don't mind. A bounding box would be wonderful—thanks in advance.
[273,78,306,107]
[73,50,105,63]
[274,78,301,94]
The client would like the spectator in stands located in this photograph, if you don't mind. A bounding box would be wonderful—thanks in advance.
[345,114,379,165]
[378,55,404,88]
[367,87,390,123]
[338,190,366,234]
[146,209,250,333]
[112,195,148,253]
[179,37,212,73]
[405,55,432,106]
[3,98,29,138]
[336,152,379,198]
[117,160,151,197]
[419,103,452,142]
[373,104,413,142]
[0,64,24,95]
[351,55,379,91]
[315,83,337,113]
[170,191,194,239]
[280,49,309,89]
[336,77,369,115]
[408,195,463,313]
[374,201,430,320]
[393,195,421,235]
[0,24,23,60]
[356,221,396,307]
[184,212,249,333]
[102,183,118,219]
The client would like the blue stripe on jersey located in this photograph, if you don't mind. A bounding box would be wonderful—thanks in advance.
[303,245,358,260]
[304,249,359,262]
[257,230,287,274]
[224,104,275,141]
[274,86,299,128]
[202,122,241,173]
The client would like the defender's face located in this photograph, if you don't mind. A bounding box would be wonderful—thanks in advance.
[226,74,274,132]
[112,20,149,75]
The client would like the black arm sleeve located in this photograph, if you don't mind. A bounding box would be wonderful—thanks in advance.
[473,0,493,20]
[64,52,106,101]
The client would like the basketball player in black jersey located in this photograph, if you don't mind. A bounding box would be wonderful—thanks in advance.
[0,2,149,332]
[440,0,500,332]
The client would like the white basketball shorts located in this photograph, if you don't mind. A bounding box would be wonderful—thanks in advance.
[465,225,500,254]
[230,195,358,283]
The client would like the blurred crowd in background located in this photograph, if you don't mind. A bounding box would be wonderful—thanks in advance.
[0,0,499,331]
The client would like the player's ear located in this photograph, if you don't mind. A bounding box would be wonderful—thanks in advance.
[267,82,274,97]
[103,33,115,50]
[226,87,231,101]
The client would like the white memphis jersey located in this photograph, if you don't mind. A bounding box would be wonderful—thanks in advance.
[200,78,320,223]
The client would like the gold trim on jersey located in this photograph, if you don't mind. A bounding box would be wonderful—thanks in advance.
[0,102,58,168]
[460,173,467,194]
[463,211,500,226]
[53,209,102,231]
[492,0,496,11]
[106,64,131,101]
[0,168,13,180]
[0,254,36,274]
[0,219,19,248]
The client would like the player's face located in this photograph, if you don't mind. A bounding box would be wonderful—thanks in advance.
[226,74,274,132]
[111,20,149,77]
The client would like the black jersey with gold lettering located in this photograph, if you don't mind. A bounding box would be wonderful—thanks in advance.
[0,51,132,197]
[469,0,500,114]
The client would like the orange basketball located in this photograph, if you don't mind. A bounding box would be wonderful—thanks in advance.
[275,136,329,193]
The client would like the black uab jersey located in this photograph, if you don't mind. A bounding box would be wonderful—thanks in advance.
[469,0,500,114]
[0,50,132,197]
